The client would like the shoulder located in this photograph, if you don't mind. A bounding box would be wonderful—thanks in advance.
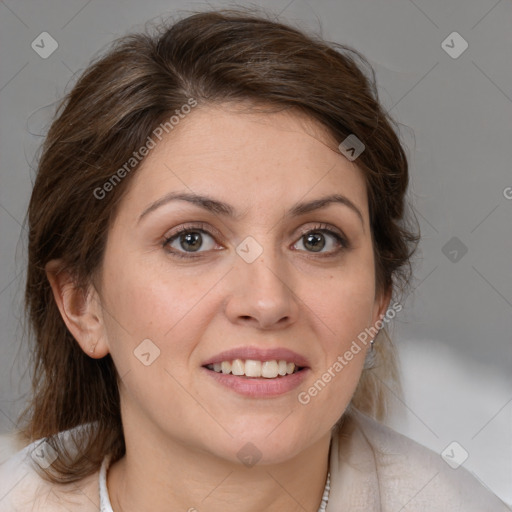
[0,433,100,512]
[332,408,511,511]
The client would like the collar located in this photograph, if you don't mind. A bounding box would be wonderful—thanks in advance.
[327,409,381,511]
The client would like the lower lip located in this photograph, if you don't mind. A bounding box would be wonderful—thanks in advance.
[202,367,310,398]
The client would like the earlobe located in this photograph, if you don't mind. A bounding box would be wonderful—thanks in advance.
[45,259,110,359]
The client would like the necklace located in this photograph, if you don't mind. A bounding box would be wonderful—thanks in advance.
[99,454,331,511]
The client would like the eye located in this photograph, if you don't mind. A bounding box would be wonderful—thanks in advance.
[163,223,220,259]
[162,222,349,260]
[292,224,348,255]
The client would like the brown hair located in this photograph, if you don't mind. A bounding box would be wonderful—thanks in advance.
[18,7,419,483]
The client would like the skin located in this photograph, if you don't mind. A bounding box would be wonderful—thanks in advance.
[47,103,391,512]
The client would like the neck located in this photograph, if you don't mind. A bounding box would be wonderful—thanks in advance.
[107,421,332,512]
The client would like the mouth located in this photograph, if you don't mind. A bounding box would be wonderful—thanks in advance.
[201,347,310,397]
[203,359,306,379]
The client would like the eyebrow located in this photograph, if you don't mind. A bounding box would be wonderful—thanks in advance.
[138,191,365,228]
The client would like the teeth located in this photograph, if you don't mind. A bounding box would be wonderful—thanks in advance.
[261,360,279,378]
[231,359,244,376]
[244,359,262,377]
[206,359,300,378]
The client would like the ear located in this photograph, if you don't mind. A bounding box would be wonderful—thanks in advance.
[45,259,110,359]
[371,285,393,329]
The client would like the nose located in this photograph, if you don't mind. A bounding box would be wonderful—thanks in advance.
[224,250,300,330]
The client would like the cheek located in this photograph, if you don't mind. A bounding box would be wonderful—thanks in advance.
[97,257,164,363]
[304,257,376,345]
[101,242,196,333]
[98,258,208,420]
[295,268,374,422]
[99,247,225,376]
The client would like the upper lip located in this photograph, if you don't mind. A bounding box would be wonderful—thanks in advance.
[202,346,310,368]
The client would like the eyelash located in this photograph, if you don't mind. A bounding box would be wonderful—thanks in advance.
[162,222,349,260]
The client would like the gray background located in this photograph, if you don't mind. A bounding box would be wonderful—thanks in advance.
[1,0,511,505]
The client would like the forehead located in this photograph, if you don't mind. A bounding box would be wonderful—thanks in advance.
[119,103,369,223]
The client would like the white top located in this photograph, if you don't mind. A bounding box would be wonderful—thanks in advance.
[0,409,509,511]
[98,454,113,512]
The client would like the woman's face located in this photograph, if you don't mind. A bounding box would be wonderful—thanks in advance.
[95,103,389,465]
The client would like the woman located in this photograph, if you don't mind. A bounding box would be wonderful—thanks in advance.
[0,8,508,512]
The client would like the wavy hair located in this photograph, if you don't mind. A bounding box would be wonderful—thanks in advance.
[18,7,419,483]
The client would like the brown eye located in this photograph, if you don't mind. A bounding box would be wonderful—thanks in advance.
[176,231,203,252]
[293,226,348,255]
[163,226,218,258]
[303,232,326,252]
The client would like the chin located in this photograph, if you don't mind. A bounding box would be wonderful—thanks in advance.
[210,425,317,467]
